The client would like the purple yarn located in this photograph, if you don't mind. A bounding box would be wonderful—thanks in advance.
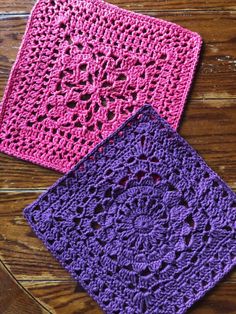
[24,105,236,314]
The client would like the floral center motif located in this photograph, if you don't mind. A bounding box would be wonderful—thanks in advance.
[104,185,173,254]
[133,214,154,234]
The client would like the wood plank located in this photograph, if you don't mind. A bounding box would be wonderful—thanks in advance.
[0,99,235,189]
[0,192,41,216]
[0,0,236,14]
[0,12,236,101]
[0,214,71,280]
[0,261,49,314]
[88,0,236,11]
[23,281,101,314]
[180,99,236,189]
[0,153,61,189]
[22,280,236,314]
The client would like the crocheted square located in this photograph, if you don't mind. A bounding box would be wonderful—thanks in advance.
[0,0,201,173]
[24,105,236,314]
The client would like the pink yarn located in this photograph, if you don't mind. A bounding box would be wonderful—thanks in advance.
[0,0,202,173]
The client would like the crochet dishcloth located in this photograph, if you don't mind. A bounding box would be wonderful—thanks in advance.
[24,105,236,314]
[0,0,201,173]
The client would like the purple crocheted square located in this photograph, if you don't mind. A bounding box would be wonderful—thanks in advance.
[24,105,236,314]
[0,0,201,173]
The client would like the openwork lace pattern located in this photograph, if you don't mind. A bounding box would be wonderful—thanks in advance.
[24,105,236,314]
[0,0,201,173]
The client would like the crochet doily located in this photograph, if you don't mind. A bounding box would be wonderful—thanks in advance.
[0,0,201,173]
[24,105,236,314]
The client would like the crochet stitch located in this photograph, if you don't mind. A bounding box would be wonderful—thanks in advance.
[0,0,201,173]
[24,105,236,314]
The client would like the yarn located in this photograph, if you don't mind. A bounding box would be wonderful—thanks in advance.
[24,105,236,314]
[0,0,201,173]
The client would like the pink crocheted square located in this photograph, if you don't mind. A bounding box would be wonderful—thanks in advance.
[0,0,202,173]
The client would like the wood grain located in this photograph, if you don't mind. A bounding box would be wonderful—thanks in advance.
[0,261,49,314]
[0,215,71,281]
[0,0,236,14]
[0,0,236,313]
[24,281,102,314]
[0,153,61,189]
[0,192,42,216]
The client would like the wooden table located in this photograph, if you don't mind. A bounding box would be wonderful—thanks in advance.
[0,1,235,313]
